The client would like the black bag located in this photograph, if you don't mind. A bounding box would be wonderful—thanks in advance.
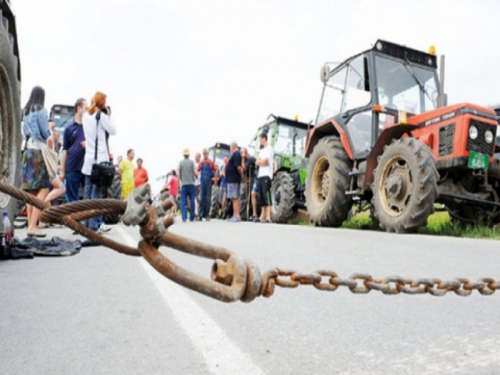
[90,111,115,187]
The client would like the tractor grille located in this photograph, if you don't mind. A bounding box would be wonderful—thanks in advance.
[438,123,455,156]
[467,119,497,156]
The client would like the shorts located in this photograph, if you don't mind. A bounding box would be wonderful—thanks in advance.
[258,176,272,206]
[252,180,258,193]
[227,183,240,199]
[219,186,227,202]
[122,182,135,199]
[170,194,177,202]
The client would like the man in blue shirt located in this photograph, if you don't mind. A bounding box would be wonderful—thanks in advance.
[225,141,244,222]
[60,98,87,203]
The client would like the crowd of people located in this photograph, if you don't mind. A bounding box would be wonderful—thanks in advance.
[20,85,276,238]
[20,86,150,238]
[171,132,275,224]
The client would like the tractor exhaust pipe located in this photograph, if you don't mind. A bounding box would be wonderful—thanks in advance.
[437,55,448,108]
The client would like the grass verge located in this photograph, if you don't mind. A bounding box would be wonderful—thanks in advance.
[293,209,500,240]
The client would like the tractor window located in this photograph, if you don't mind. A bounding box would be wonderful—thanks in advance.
[347,111,373,153]
[375,55,438,114]
[343,54,371,112]
[274,125,307,156]
[316,67,347,124]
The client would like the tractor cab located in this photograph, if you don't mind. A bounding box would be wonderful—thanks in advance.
[208,143,231,168]
[250,115,311,170]
[313,40,439,160]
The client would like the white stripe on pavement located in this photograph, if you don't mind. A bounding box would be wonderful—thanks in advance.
[116,225,265,375]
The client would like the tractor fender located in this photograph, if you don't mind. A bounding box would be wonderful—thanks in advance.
[363,124,418,191]
[305,119,353,159]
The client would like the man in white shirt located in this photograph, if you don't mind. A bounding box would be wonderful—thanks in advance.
[255,133,273,223]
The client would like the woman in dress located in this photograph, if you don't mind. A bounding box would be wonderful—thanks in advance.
[21,86,51,237]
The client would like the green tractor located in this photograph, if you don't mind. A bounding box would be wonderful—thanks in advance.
[208,142,231,218]
[243,115,311,223]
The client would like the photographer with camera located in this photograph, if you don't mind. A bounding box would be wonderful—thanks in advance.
[81,92,116,233]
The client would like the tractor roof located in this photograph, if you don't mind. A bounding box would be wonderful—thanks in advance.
[272,116,312,131]
[337,40,438,70]
[209,142,231,150]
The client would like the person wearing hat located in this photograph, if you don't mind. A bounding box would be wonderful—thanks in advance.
[178,147,198,222]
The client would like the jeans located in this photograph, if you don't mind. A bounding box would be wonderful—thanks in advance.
[199,180,212,218]
[65,171,85,203]
[180,185,196,222]
[83,175,102,231]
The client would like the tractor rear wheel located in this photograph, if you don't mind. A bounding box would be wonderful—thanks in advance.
[0,12,21,231]
[305,136,352,226]
[372,138,439,233]
[271,172,295,223]
[209,185,220,218]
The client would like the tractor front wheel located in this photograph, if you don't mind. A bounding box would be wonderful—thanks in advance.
[305,136,352,226]
[271,172,295,223]
[372,138,438,233]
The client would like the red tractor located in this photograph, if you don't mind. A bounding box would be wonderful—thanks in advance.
[305,40,500,233]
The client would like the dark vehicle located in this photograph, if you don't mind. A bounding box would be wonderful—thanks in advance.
[50,104,75,140]
[0,1,22,229]
[305,40,500,232]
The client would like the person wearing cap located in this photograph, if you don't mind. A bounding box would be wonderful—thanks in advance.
[178,148,198,222]
[225,141,245,222]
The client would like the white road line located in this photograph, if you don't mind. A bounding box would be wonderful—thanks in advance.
[116,225,265,375]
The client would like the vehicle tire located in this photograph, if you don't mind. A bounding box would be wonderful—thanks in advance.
[209,185,220,218]
[0,13,21,233]
[305,136,352,226]
[103,175,122,224]
[271,172,295,223]
[372,138,438,233]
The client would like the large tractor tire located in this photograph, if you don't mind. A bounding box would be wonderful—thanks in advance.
[103,175,122,224]
[305,136,352,226]
[0,13,21,231]
[209,185,220,218]
[372,138,439,233]
[271,171,295,223]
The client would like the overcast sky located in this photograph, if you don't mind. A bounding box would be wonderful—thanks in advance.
[13,0,500,191]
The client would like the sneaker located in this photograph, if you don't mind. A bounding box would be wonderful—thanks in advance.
[249,215,257,221]
[98,224,112,233]
[205,217,210,222]
[228,217,241,223]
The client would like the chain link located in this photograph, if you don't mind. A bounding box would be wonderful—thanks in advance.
[266,269,500,297]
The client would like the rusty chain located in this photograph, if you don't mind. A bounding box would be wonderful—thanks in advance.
[1,181,499,302]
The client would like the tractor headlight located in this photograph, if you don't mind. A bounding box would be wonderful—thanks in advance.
[485,130,494,144]
[469,125,478,140]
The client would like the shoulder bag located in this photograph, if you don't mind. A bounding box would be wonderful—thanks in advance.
[90,111,115,188]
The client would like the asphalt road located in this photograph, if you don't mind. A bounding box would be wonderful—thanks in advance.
[1,220,500,375]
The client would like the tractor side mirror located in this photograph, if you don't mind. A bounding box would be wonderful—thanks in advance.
[320,65,331,83]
